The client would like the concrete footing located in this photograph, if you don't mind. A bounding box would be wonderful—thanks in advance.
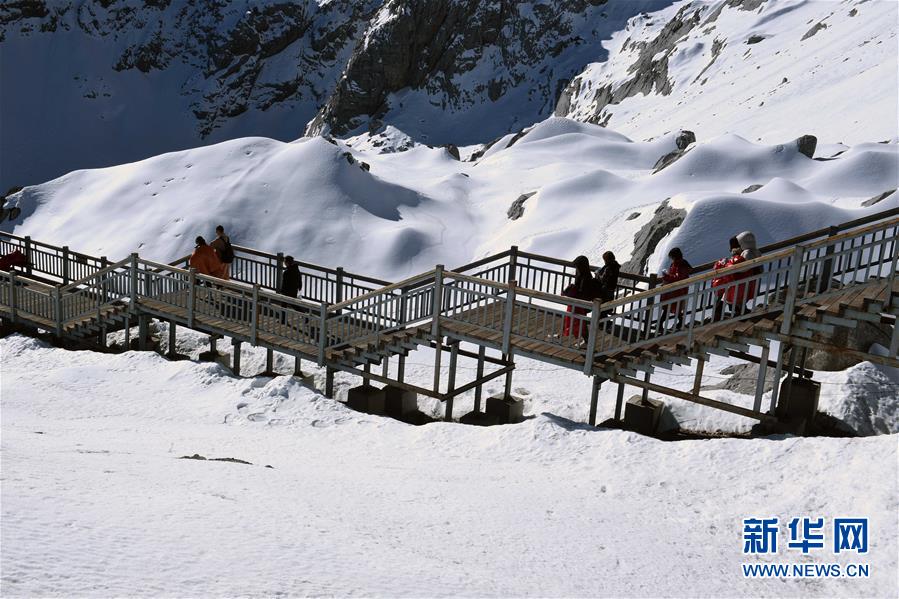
[624,396,663,435]
[382,385,417,418]
[778,377,820,421]
[346,384,385,415]
[485,394,524,424]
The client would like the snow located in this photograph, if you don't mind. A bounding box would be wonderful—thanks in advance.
[2,334,897,596]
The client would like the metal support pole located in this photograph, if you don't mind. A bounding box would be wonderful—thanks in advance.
[168,320,177,358]
[753,342,771,413]
[231,339,242,376]
[445,341,459,422]
[588,376,602,426]
[474,345,485,412]
[325,366,335,398]
[692,356,705,395]
[614,382,625,422]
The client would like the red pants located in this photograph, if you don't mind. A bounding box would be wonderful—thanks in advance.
[563,305,588,337]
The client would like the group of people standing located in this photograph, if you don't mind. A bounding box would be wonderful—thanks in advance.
[188,226,303,299]
[559,230,762,342]
[190,225,234,280]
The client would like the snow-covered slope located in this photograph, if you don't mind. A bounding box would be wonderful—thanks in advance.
[5,119,896,281]
[2,334,897,596]
[556,0,899,145]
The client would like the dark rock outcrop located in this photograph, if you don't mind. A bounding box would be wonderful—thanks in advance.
[742,184,764,193]
[861,189,895,207]
[795,135,817,158]
[622,199,687,275]
[804,321,894,371]
[508,191,537,221]
[801,21,827,41]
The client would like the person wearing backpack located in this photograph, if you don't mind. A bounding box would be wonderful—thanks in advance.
[210,225,234,280]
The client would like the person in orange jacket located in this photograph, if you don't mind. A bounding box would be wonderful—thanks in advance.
[190,236,224,278]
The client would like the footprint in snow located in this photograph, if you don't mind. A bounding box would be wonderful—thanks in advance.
[247,413,267,422]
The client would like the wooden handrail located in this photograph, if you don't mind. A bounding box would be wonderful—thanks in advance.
[445,270,595,309]
[328,269,438,313]
[58,256,132,292]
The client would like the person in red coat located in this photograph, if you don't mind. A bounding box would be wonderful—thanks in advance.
[711,236,745,321]
[658,247,692,330]
[189,236,224,278]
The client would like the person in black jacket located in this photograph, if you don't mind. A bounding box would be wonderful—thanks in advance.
[595,251,620,302]
[280,255,301,298]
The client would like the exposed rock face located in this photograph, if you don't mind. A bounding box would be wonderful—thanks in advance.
[861,189,896,207]
[507,191,537,221]
[801,21,827,41]
[805,321,894,371]
[622,199,686,275]
[742,184,764,193]
[675,130,696,150]
[555,3,703,125]
[306,0,642,140]
[794,135,817,158]
[702,363,776,395]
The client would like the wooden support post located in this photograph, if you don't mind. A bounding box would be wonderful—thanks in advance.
[168,320,177,358]
[780,245,806,337]
[335,267,345,305]
[583,298,601,375]
[363,362,370,384]
[474,345,485,412]
[381,356,389,379]
[780,347,799,414]
[890,322,899,358]
[210,334,218,355]
[692,356,705,395]
[62,246,70,285]
[137,314,150,351]
[503,350,514,398]
[509,245,519,283]
[275,252,284,292]
[250,284,259,346]
[768,343,788,414]
[23,236,32,276]
[614,382,625,422]
[325,366,335,398]
[317,301,328,366]
[265,348,274,375]
[187,268,197,328]
[231,339,242,376]
[640,369,651,404]
[818,226,839,293]
[588,376,602,426]
[124,315,131,350]
[433,337,443,396]
[397,355,406,383]
[130,253,139,312]
[753,342,771,413]
[445,341,459,422]
[294,356,303,377]
[9,272,17,323]
[54,287,62,338]
[641,274,659,339]
[501,280,517,355]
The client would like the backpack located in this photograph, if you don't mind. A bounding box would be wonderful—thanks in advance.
[219,238,235,264]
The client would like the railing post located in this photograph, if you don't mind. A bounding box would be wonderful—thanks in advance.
[9,272,17,323]
[62,246,70,285]
[509,245,518,284]
[95,272,102,323]
[130,253,139,311]
[431,265,444,337]
[100,256,109,303]
[780,245,806,336]
[187,268,197,328]
[641,274,659,339]
[583,298,601,375]
[54,286,62,337]
[335,267,345,306]
[501,279,517,355]
[250,284,259,346]
[317,301,328,366]
[818,226,839,293]
[23,236,32,276]
[889,225,898,309]
[275,252,284,292]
